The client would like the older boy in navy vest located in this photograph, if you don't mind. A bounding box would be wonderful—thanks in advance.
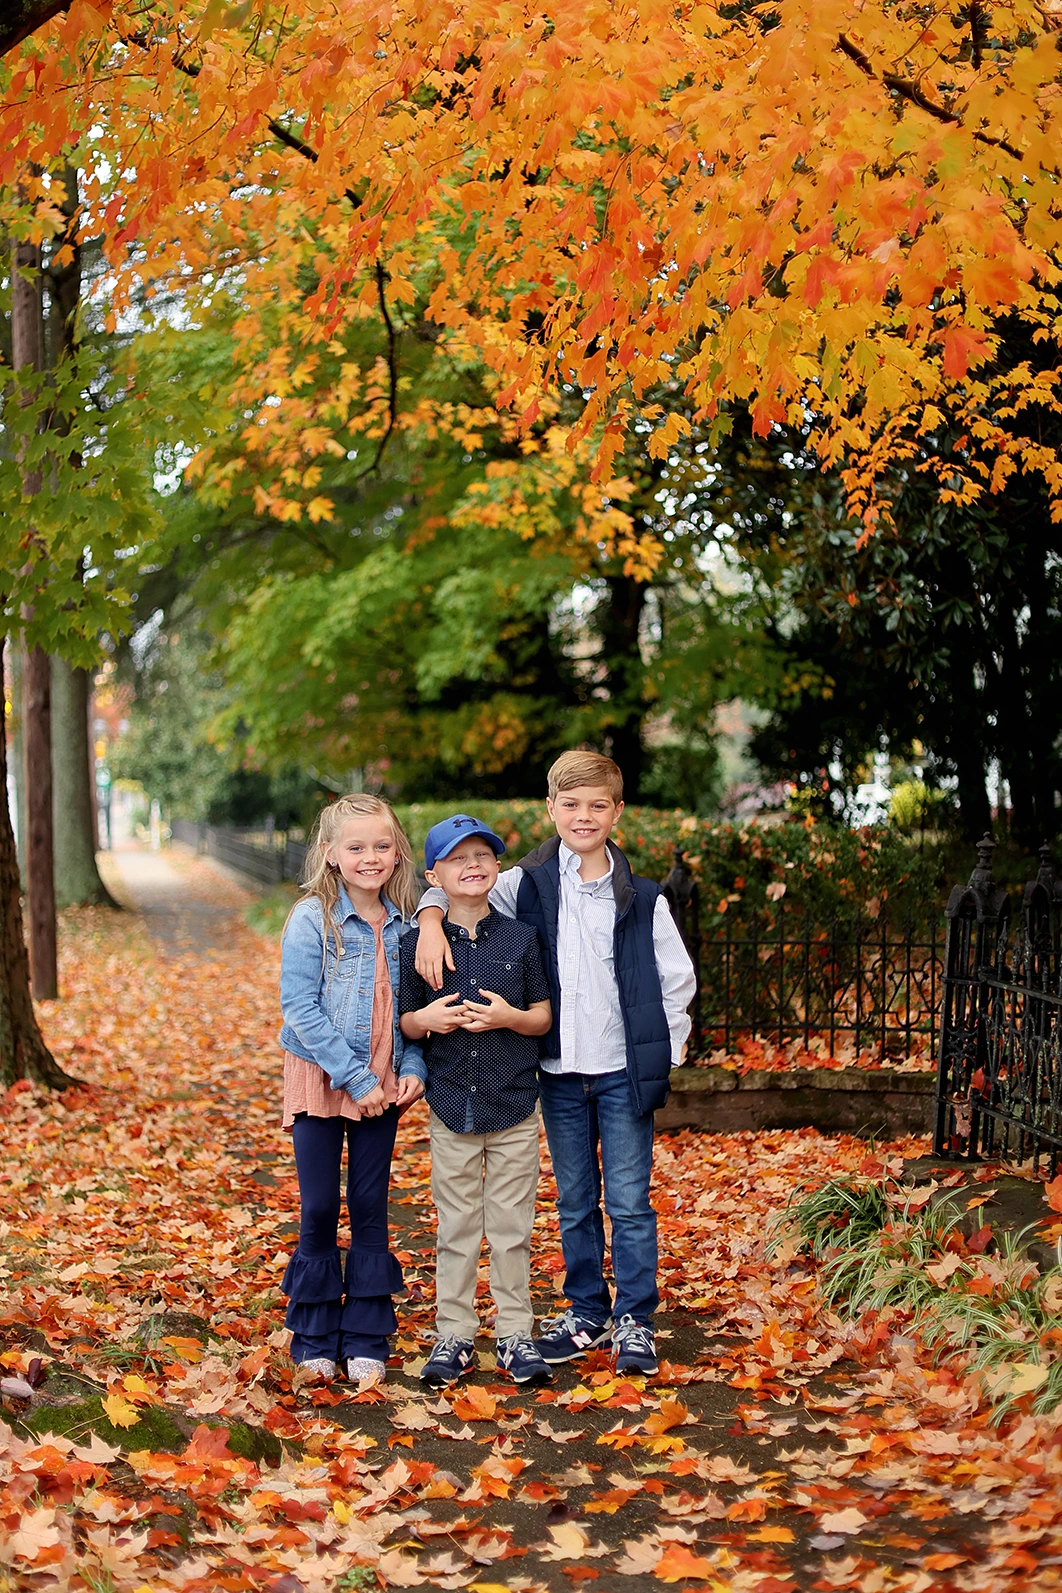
[414,751,696,1375]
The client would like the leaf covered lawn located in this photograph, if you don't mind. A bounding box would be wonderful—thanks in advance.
[2,852,1061,1592]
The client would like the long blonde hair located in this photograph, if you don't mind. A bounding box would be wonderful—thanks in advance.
[287,795,419,959]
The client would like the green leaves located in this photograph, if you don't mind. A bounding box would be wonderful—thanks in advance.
[0,354,161,661]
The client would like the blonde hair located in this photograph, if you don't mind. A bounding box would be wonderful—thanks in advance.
[547,750,623,803]
[288,795,419,958]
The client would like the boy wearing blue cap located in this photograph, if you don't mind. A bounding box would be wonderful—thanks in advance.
[414,753,697,1378]
[399,815,554,1387]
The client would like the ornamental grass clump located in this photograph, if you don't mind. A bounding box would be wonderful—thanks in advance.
[780,1173,1062,1418]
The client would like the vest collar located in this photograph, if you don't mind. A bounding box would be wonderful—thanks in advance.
[519,833,635,919]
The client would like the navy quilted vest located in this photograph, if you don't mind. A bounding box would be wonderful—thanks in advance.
[515,835,672,1117]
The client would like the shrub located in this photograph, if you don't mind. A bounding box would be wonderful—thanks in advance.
[779,1170,1062,1417]
[393,801,940,923]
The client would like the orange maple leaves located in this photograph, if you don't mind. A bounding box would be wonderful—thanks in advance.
[0,0,1058,538]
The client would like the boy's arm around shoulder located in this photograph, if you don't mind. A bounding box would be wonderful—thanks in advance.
[394,934,428,1081]
[653,894,697,1067]
[279,902,379,1097]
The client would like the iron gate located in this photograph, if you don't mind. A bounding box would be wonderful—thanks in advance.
[935,835,1062,1176]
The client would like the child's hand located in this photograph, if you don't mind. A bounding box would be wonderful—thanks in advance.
[395,1075,424,1111]
[418,993,468,1033]
[415,920,456,991]
[461,989,518,1031]
[351,1081,388,1116]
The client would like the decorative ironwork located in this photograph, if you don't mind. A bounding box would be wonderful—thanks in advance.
[660,851,942,1061]
[934,834,1062,1176]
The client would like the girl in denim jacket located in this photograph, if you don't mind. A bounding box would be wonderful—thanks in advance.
[279,795,425,1386]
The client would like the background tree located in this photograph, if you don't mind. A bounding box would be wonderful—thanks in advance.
[0,174,161,1084]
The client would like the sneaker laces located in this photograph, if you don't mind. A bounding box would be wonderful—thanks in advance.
[613,1316,654,1354]
[498,1333,536,1356]
[538,1309,580,1338]
[430,1334,468,1358]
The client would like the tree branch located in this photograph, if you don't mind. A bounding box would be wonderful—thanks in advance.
[836,32,1027,163]
[120,30,364,207]
[351,259,400,480]
[0,0,68,59]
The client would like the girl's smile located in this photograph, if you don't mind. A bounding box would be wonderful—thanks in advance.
[328,817,397,906]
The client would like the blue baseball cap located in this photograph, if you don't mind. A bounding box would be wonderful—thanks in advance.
[424,813,506,871]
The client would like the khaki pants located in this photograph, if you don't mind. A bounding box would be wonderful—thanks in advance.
[429,1107,540,1340]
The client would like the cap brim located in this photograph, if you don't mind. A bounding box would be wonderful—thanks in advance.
[429,829,506,866]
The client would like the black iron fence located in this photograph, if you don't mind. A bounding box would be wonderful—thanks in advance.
[175,822,1062,1168]
[170,820,308,887]
[934,836,1062,1177]
[662,849,942,1062]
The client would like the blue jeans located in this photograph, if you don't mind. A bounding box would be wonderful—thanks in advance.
[538,1070,658,1325]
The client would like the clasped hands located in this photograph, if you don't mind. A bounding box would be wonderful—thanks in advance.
[418,988,516,1035]
[346,1074,424,1120]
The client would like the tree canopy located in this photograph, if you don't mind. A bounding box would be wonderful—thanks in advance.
[2,0,1059,549]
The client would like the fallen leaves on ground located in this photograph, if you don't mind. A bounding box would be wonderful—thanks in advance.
[1,850,1060,1591]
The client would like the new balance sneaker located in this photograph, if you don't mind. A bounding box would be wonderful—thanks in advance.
[345,1357,386,1386]
[496,1333,553,1385]
[612,1315,658,1376]
[420,1336,476,1387]
[533,1310,613,1364]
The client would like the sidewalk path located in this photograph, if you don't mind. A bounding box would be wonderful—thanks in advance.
[102,844,252,956]
[22,845,1052,1593]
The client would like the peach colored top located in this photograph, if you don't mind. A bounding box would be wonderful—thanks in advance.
[282,912,396,1129]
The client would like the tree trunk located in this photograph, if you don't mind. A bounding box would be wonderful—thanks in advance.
[23,642,58,998]
[43,170,115,907]
[52,658,118,907]
[597,574,647,800]
[12,224,58,998]
[8,644,26,879]
[0,641,74,1089]
[0,1,69,60]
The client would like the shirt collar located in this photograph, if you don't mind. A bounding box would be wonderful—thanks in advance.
[443,904,499,941]
[335,883,400,926]
[559,841,615,889]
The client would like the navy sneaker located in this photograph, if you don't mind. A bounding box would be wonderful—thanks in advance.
[612,1315,658,1375]
[420,1336,475,1387]
[533,1309,613,1364]
[497,1333,553,1385]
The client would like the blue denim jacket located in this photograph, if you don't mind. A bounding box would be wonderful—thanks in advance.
[279,886,426,1100]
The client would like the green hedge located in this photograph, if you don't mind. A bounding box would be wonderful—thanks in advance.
[394,802,942,924]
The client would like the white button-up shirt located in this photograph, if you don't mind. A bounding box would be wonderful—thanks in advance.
[419,842,696,1075]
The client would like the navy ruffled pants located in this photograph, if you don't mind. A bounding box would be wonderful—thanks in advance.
[281,1110,403,1364]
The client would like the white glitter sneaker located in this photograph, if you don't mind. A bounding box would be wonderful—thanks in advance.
[345,1357,386,1386]
[292,1357,336,1389]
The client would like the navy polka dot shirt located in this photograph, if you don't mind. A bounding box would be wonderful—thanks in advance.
[399,909,551,1134]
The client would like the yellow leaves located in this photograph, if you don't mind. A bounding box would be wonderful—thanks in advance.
[103,1372,161,1428]
[161,1336,204,1363]
[101,1393,141,1429]
[982,1361,1049,1400]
